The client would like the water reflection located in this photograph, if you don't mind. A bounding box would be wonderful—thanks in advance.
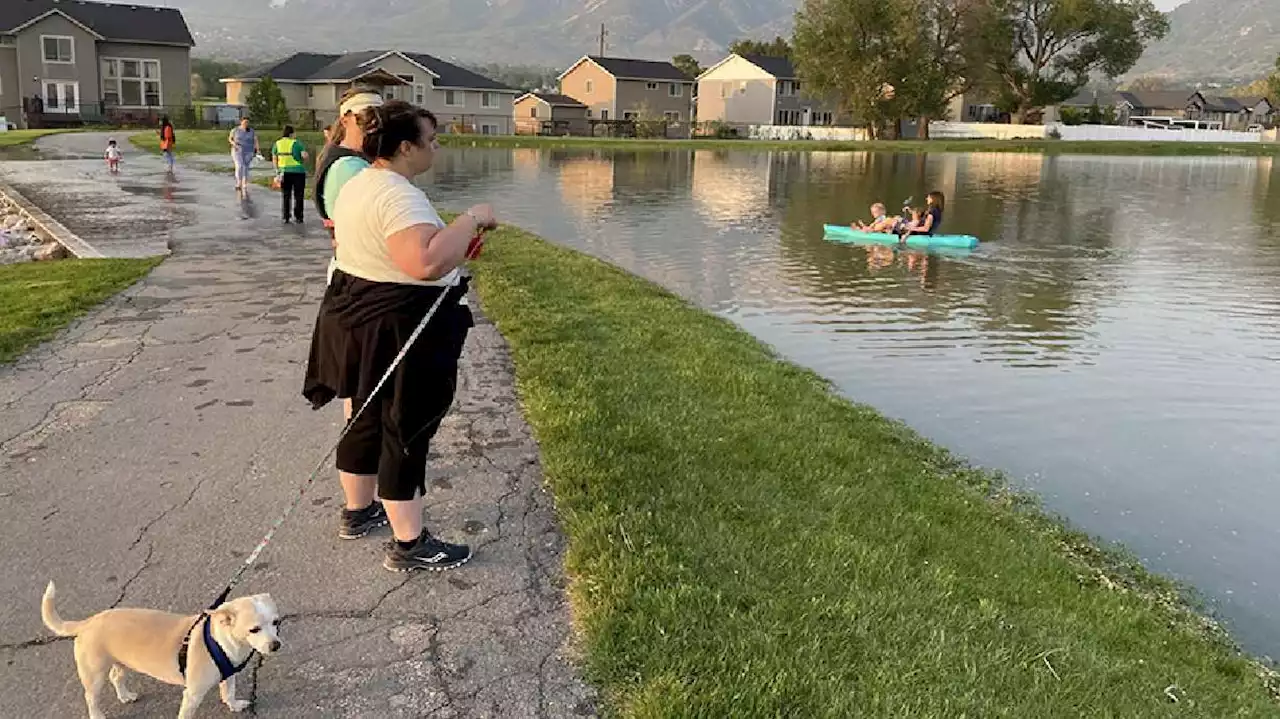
[421,148,1280,655]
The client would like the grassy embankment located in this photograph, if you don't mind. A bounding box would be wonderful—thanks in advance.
[468,225,1280,716]
[133,128,1280,157]
[1,129,161,363]
[0,259,162,363]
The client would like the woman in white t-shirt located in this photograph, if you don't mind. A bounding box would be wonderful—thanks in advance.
[304,101,497,573]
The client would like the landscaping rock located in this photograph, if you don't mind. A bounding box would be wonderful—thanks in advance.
[33,240,69,261]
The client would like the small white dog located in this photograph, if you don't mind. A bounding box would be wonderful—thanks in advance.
[41,581,282,719]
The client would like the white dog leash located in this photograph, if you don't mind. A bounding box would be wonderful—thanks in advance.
[208,284,456,608]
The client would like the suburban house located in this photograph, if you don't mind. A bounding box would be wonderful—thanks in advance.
[512,92,588,135]
[1187,94,1273,130]
[558,56,694,123]
[0,0,194,129]
[1058,89,1273,130]
[696,53,841,127]
[223,51,519,135]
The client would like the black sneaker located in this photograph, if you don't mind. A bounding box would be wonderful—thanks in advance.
[338,501,388,540]
[383,532,472,573]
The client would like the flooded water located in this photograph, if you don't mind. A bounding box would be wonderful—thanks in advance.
[419,147,1280,656]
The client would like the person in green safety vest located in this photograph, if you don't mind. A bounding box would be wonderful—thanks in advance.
[272,125,311,224]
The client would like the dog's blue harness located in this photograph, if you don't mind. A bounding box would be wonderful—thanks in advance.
[177,613,256,681]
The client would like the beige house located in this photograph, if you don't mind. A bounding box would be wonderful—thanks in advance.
[558,56,694,122]
[696,54,839,127]
[513,92,589,135]
[0,0,194,129]
[223,51,518,134]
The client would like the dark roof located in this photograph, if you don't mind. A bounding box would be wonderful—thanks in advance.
[522,92,585,107]
[585,56,692,82]
[1060,89,1108,107]
[402,52,514,91]
[231,50,515,91]
[1233,96,1268,111]
[236,53,342,82]
[0,0,193,45]
[740,54,796,79]
[1115,90,1196,111]
[1197,95,1245,113]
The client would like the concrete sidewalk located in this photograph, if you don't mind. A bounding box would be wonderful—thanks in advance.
[0,134,595,718]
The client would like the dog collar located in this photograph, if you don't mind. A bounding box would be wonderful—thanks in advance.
[177,613,256,680]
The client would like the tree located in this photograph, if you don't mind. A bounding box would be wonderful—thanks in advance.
[191,58,249,101]
[977,0,1169,123]
[728,36,792,58]
[1269,55,1280,104]
[793,0,908,136]
[672,54,703,79]
[1122,75,1171,92]
[792,0,986,138]
[245,76,289,128]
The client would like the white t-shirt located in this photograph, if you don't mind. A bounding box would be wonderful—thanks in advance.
[331,167,459,287]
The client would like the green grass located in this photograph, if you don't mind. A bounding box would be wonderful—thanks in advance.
[0,129,74,150]
[0,258,161,363]
[133,129,1280,157]
[131,130,325,156]
[469,226,1280,716]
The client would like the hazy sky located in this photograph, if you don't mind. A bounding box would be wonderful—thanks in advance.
[1155,0,1187,10]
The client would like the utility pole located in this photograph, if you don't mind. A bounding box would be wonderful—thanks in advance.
[598,23,607,56]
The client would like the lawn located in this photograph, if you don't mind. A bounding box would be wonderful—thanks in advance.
[0,129,72,149]
[133,129,1280,157]
[0,258,161,364]
[469,226,1279,716]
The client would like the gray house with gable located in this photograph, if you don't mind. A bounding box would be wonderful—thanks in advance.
[0,0,194,128]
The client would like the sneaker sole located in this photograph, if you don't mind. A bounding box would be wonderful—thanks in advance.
[382,552,473,573]
[337,517,389,541]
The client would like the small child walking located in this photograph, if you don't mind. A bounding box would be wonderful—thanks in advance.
[104,138,122,173]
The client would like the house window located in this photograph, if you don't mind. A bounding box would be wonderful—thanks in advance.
[0,34,16,47]
[42,36,74,63]
[600,109,608,120]
[101,58,161,107]
[529,107,538,118]
[646,82,658,90]
[668,83,682,98]
[585,79,593,94]
[622,111,635,120]
[481,124,499,135]
[414,84,426,105]
[776,109,801,125]
[720,84,727,99]
[663,110,680,121]
[307,86,314,98]
[445,90,463,107]
[42,81,79,113]
[398,73,415,83]
[481,92,498,109]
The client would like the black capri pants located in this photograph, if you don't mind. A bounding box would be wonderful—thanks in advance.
[305,271,473,501]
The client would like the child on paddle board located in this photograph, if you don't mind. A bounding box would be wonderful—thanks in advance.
[856,203,896,233]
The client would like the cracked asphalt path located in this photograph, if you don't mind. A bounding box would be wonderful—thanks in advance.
[0,134,596,718]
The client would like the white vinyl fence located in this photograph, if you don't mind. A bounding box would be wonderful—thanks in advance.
[1047,124,1266,143]
[747,125,870,141]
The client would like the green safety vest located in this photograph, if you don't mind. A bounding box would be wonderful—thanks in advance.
[274,137,303,172]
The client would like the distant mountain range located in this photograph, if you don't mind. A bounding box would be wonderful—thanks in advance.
[1126,0,1279,83]
[161,0,797,67]
[155,0,1274,84]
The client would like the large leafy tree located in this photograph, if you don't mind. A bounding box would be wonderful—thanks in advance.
[245,75,289,128]
[793,0,986,137]
[671,54,703,79]
[979,0,1169,122]
[728,36,793,58]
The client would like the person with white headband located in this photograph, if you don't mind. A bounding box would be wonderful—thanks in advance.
[309,87,389,542]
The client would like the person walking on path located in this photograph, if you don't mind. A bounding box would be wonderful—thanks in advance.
[303,101,497,572]
[272,125,310,224]
[229,117,260,192]
[158,116,176,173]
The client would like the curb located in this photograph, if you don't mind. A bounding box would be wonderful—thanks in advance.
[0,181,104,259]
